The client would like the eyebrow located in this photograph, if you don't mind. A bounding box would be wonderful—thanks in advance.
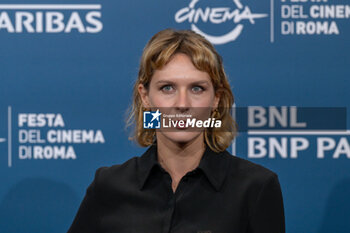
[193,80,210,85]
[155,80,173,85]
[155,80,210,85]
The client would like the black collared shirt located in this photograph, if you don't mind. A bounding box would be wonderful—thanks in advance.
[67,144,285,233]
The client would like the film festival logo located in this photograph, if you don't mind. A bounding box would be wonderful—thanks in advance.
[2,107,106,168]
[174,0,268,44]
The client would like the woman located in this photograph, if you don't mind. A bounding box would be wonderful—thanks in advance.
[67,29,285,233]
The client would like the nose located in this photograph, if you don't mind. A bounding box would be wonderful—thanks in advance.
[175,88,190,112]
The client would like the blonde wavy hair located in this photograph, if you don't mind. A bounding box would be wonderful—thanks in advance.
[124,28,237,152]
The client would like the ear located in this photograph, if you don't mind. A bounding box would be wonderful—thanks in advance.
[138,83,151,108]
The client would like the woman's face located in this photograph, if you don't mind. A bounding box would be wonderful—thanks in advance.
[138,53,220,145]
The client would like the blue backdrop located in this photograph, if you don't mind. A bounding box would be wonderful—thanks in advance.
[1,0,349,232]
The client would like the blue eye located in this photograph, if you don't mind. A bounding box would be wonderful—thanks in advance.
[192,86,204,93]
[161,85,173,92]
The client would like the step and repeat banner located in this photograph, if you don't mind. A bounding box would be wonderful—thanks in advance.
[0,0,349,232]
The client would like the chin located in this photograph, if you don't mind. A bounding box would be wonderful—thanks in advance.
[159,130,203,145]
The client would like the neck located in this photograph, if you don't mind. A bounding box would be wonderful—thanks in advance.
[155,133,206,191]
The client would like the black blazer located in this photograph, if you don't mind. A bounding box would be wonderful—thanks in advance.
[68,144,285,233]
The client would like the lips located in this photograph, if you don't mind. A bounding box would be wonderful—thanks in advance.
[176,124,188,129]
[174,118,188,129]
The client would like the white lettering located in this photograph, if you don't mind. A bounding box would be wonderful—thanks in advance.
[16,12,34,33]
[317,137,336,158]
[65,12,85,33]
[0,12,14,32]
[18,113,65,127]
[269,137,288,158]
[47,130,105,143]
[46,12,65,33]
[248,137,267,158]
[86,11,103,33]
[248,106,266,127]
[290,137,309,158]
